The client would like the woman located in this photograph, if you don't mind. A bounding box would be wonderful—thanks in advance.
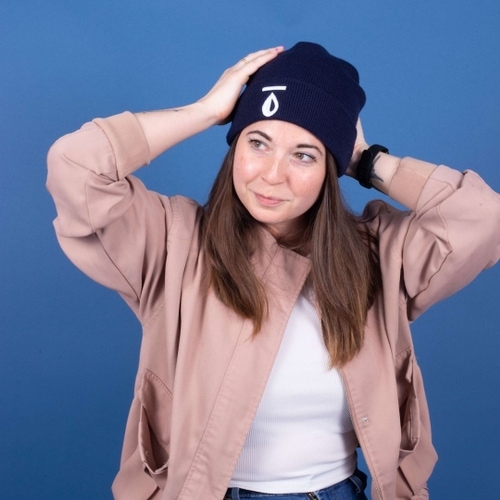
[46,42,500,499]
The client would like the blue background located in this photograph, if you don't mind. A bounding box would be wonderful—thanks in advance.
[1,1,499,498]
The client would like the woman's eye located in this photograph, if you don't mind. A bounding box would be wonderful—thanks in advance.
[249,139,265,149]
[295,152,315,163]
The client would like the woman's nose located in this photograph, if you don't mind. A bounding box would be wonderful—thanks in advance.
[261,156,286,184]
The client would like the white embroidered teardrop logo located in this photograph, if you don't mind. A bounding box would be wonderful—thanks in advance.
[261,86,287,117]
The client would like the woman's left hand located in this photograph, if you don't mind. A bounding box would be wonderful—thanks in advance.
[345,118,369,178]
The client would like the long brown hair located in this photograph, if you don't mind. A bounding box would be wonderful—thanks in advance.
[201,137,380,367]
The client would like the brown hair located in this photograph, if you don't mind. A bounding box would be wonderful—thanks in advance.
[201,138,380,367]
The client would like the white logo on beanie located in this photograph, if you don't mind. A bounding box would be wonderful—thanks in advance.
[261,86,287,117]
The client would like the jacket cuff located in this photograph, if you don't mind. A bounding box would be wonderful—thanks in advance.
[388,157,437,210]
[93,112,151,179]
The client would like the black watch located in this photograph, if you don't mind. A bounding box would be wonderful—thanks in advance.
[355,144,389,189]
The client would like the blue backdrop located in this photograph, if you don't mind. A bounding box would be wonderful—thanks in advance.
[1,1,499,498]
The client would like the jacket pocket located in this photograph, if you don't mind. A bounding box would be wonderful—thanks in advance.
[396,349,421,461]
[137,369,173,487]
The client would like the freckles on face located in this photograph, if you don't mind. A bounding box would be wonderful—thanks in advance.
[232,120,327,238]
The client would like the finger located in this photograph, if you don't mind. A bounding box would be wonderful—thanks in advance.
[236,46,284,69]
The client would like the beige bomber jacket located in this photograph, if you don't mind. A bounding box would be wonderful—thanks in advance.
[46,112,500,499]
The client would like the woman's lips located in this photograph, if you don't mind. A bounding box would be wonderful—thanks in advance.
[254,193,286,207]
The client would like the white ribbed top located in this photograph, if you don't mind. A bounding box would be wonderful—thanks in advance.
[229,289,357,493]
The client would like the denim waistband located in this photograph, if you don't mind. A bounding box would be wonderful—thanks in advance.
[225,469,368,499]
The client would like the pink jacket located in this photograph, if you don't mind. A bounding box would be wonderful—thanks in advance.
[46,112,500,499]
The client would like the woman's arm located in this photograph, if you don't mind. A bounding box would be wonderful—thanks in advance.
[46,47,284,319]
[350,120,500,318]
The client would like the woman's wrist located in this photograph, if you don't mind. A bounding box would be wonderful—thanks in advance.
[348,142,400,194]
[369,152,400,194]
[134,102,218,159]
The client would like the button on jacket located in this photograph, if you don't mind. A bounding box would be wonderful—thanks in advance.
[46,112,500,499]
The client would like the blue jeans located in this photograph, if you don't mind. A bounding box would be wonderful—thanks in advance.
[225,469,368,500]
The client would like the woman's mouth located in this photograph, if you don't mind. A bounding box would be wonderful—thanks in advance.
[254,193,286,207]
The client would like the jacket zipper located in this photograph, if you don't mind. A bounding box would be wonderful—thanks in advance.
[339,368,384,500]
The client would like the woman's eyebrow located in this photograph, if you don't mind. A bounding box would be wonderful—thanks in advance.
[246,130,272,141]
[296,143,324,154]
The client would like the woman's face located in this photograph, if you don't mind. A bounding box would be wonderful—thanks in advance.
[233,120,327,239]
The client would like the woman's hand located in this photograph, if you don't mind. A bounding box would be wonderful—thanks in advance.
[345,118,369,178]
[135,46,284,160]
[198,46,285,124]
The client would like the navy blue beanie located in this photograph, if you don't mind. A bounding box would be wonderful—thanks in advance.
[226,42,366,176]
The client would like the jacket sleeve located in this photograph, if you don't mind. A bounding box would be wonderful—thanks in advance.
[46,111,173,321]
[368,157,500,321]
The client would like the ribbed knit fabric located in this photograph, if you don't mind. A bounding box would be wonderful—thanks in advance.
[227,42,366,176]
[229,289,357,493]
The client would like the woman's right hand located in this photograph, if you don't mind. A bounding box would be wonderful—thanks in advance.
[198,46,284,124]
[135,46,284,160]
